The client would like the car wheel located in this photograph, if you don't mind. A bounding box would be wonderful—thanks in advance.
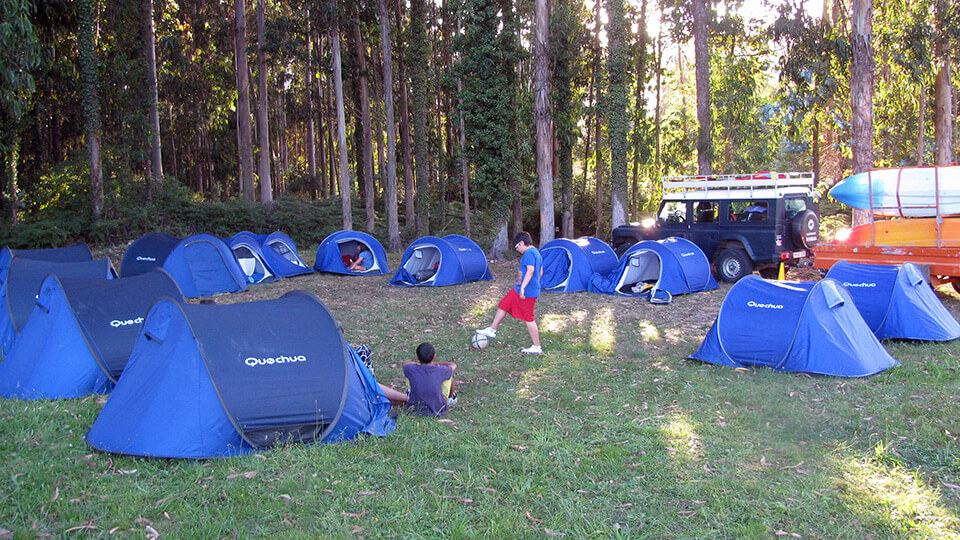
[715,248,754,283]
[792,210,820,248]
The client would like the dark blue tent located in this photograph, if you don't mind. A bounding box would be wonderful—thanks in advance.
[0,270,184,400]
[690,276,899,377]
[539,237,618,293]
[390,235,493,287]
[85,291,395,459]
[0,257,116,355]
[226,232,279,284]
[0,244,93,273]
[259,232,313,277]
[120,232,247,297]
[825,261,960,341]
[315,230,390,276]
[589,237,718,299]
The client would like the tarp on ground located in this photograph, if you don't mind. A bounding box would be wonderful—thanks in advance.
[120,232,247,297]
[389,235,493,287]
[589,237,718,298]
[0,257,116,355]
[0,270,185,399]
[825,260,960,341]
[539,237,618,293]
[84,291,395,459]
[314,230,390,276]
[690,276,899,377]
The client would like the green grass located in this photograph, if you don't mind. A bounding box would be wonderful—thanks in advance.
[3,255,960,538]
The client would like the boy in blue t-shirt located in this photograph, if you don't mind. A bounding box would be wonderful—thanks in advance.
[403,342,458,416]
[476,231,544,354]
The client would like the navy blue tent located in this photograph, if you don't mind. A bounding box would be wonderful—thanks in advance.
[0,244,93,273]
[0,270,184,400]
[226,232,279,284]
[589,237,718,300]
[539,237,618,293]
[85,291,395,459]
[120,232,247,297]
[390,235,493,287]
[825,261,960,341]
[314,230,390,276]
[690,276,899,377]
[0,257,116,355]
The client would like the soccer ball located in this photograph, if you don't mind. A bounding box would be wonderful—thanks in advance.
[471,332,489,350]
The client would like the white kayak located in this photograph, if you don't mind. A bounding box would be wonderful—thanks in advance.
[828,166,960,217]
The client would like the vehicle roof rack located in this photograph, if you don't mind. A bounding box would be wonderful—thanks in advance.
[661,172,815,200]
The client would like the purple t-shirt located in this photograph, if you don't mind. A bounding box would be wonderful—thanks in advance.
[403,363,453,416]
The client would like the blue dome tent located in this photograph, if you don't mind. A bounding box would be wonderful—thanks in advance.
[226,232,279,284]
[260,232,313,277]
[85,291,396,459]
[539,237,618,293]
[0,257,116,355]
[690,276,899,377]
[825,261,960,341]
[120,232,247,297]
[315,230,390,276]
[0,244,93,275]
[0,270,185,400]
[589,237,718,301]
[390,235,493,287]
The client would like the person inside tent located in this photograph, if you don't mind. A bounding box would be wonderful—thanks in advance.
[403,342,458,416]
[346,243,373,272]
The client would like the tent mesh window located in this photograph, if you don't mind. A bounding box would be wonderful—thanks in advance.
[268,240,306,267]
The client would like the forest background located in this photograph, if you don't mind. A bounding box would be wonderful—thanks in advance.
[0,0,957,256]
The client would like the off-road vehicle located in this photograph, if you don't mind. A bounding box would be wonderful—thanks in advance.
[611,172,820,282]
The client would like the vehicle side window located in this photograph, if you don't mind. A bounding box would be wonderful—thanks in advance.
[694,201,717,223]
[729,201,769,222]
[784,198,806,219]
[658,201,687,224]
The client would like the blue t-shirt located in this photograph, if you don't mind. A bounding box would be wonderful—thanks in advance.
[514,247,543,298]
[356,250,373,267]
[403,363,454,416]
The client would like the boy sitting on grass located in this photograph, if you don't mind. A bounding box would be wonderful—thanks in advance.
[403,342,457,416]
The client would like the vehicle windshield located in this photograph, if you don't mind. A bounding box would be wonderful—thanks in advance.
[658,201,687,224]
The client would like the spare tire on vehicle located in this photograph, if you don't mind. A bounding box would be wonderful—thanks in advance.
[792,210,819,249]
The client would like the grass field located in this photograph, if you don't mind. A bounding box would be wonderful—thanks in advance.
[2,252,960,539]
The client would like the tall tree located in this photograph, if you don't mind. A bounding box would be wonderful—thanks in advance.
[851,0,874,225]
[78,0,104,217]
[409,0,430,236]
[932,0,954,165]
[235,0,256,202]
[256,0,273,202]
[533,0,554,244]
[143,0,163,198]
[605,0,630,229]
[691,0,712,174]
[393,0,415,228]
[380,0,401,251]
[352,7,375,233]
[331,0,352,229]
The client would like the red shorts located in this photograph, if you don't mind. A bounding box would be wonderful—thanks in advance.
[498,288,537,322]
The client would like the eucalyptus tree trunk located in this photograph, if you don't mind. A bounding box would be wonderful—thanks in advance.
[352,13,375,233]
[592,0,603,237]
[256,0,273,202]
[394,0,415,228]
[143,0,163,198]
[933,1,953,167]
[234,0,255,202]
[78,0,103,217]
[380,0,401,251]
[605,0,628,230]
[850,0,874,226]
[533,0,554,245]
[306,11,317,182]
[331,0,352,229]
[410,0,430,236]
[691,0,712,175]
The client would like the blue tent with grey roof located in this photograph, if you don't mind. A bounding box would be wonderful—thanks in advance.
[390,235,492,286]
[84,291,395,459]
[0,257,116,355]
[120,232,247,297]
[0,270,184,400]
[539,237,618,293]
[314,230,390,275]
[690,276,899,377]
[824,260,960,341]
[589,237,718,302]
[0,244,93,276]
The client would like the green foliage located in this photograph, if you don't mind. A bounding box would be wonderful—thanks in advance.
[603,0,631,211]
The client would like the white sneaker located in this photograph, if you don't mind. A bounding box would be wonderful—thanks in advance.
[447,393,458,407]
[476,327,497,338]
[521,345,543,354]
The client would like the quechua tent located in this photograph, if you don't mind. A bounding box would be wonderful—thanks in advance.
[226,232,279,284]
[259,232,313,277]
[314,230,390,276]
[539,237,618,293]
[120,232,247,297]
[589,237,718,300]
[825,260,960,341]
[390,235,492,287]
[84,291,395,459]
[690,276,899,377]
[0,257,116,355]
[0,270,185,399]
[0,243,93,273]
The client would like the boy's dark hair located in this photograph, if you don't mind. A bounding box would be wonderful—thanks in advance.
[416,342,435,363]
[512,231,533,246]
